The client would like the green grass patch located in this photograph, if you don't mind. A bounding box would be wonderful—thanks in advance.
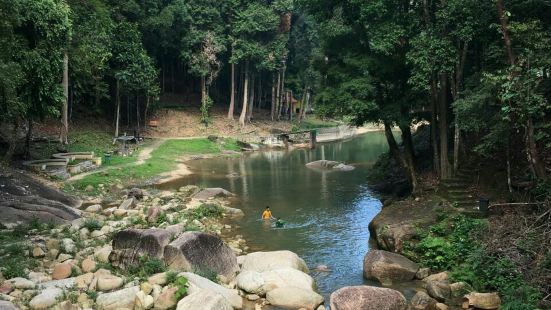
[290,117,339,132]
[66,138,237,193]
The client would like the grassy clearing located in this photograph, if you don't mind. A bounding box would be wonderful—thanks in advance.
[66,138,240,193]
[290,117,340,132]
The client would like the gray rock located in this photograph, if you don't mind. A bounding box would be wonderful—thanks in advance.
[463,292,501,310]
[29,287,63,309]
[176,289,233,310]
[416,268,431,280]
[181,272,242,309]
[240,250,309,273]
[0,300,17,310]
[192,188,234,200]
[236,271,265,295]
[410,291,437,309]
[8,277,35,289]
[109,228,174,269]
[329,285,407,310]
[118,198,136,210]
[0,170,81,227]
[363,250,419,285]
[266,287,323,310]
[85,204,102,213]
[164,232,238,279]
[426,281,451,302]
[96,286,139,310]
[306,160,354,171]
[40,278,76,289]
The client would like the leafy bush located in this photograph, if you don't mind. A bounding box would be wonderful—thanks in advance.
[1,258,28,278]
[126,256,166,278]
[192,266,218,283]
[190,204,224,220]
[82,218,102,232]
[173,276,189,300]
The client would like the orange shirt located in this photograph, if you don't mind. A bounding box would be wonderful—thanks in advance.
[262,210,272,219]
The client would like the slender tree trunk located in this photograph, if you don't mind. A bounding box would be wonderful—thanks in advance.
[526,119,546,179]
[161,58,165,93]
[384,122,416,193]
[247,74,255,122]
[4,119,19,162]
[239,62,249,126]
[439,73,451,179]
[506,137,513,193]
[302,89,310,120]
[25,118,33,159]
[299,85,307,122]
[275,71,281,120]
[496,0,516,65]
[271,73,276,120]
[399,124,418,193]
[278,68,286,119]
[136,94,140,131]
[452,42,468,174]
[171,60,175,93]
[115,79,120,137]
[144,96,150,129]
[60,52,69,144]
[126,95,130,128]
[257,76,262,109]
[228,62,235,119]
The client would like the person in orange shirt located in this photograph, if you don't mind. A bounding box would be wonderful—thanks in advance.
[261,206,275,220]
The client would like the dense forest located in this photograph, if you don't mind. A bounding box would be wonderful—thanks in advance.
[1,0,550,191]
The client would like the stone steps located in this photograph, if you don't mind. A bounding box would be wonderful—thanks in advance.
[439,168,482,214]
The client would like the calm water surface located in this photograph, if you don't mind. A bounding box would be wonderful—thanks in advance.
[160,132,391,298]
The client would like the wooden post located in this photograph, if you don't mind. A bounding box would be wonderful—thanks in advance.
[309,130,317,149]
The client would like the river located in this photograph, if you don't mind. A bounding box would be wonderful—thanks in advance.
[159,131,391,298]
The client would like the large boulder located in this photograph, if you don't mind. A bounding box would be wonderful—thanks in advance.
[236,267,316,296]
[463,292,501,310]
[0,169,81,227]
[29,288,64,310]
[164,232,238,279]
[181,272,242,309]
[306,160,354,171]
[192,188,234,200]
[176,289,233,310]
[410,291,437,310]
[240,250,309,273]
[109,229,175,269]
[363,250,419,285]
[368,200,450,253]
[266,287,323,310]
[261,268,316,292]
[329,286,407,310]
[95,286,139,310]
[0,301,17,310]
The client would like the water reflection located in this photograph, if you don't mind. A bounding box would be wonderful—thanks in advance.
[158,132,390,297]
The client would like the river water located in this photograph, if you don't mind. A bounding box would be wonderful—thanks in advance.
[160,132,391,298]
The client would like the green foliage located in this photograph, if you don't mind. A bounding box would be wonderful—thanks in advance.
[192,267,219,283]
[86,290,98,301]
[190,204,224,220]
[82,219,102,232]
[405,214,486,270]
[126,255,166,279]
[172,276,189,300]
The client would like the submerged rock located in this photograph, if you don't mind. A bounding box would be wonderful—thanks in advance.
[363,250,419,285]
[306,160,355,171]
[192,188,234,200]
[329,285,407,310]
[164,232,239,279]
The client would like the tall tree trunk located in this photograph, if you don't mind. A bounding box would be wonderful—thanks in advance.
[247,74,255,121]
[384,122,417,193]
[171,60,175,93]
[431,81,440,176]
[3,119,19,162]
[239,62,249,126]
[228,62,235,120]
[452,42,468,174]
[161,58,165,93]
[257,76,262,109]
[126,95,130,128]
[25,118,33,159]
[526,119,546,179]
[278,68,286,119]
[144,95,150,129]
[136,94,140,131]
[60,52,69,144]
[399,124,418,193]
[439,73,451,179]
[301,89,310,120]
[115,80,120,137]
[275,71,281,120]
[271,73,276,120]
[496,0,516,65]
[298,86,307,122]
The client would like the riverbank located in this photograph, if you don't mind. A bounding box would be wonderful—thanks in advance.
[367,190,548,310]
